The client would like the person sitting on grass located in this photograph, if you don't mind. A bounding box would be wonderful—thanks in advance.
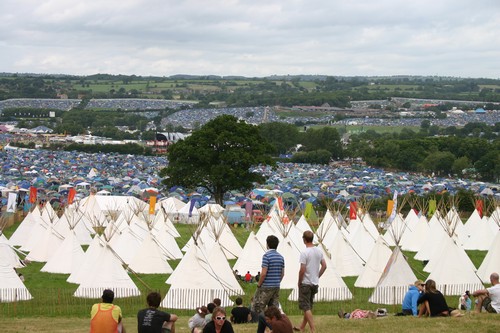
[137,291,178,333]
[188,306,208,333]
[418,279,463,317]
[205,303,216,323]
[264,306,293,333]
[338,309,377,319]
[401,280,425,316]
[230,297,251,324]
[203,307,234,333]
[458,291,472,311]
[90,289,126,333]
[472,272,500,314]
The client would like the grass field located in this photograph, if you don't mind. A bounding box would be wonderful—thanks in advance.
[1,313,500,333]
[1,218,498,332]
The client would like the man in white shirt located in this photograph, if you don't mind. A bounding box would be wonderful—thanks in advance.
[473,272,500,313]
[294,231,326,333]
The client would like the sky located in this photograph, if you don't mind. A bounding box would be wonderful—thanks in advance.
[1,0,499,78]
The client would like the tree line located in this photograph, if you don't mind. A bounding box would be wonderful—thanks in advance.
[2,74,500,106]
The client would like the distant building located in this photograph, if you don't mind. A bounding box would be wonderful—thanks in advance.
[156,132,189,143]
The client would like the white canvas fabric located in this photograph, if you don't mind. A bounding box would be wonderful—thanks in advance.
[177,201,200,224]
[67,235,103,284]
[128,233,173,274]
[73,241,140,298]
[426,235,483,295]
[347,218,376,262]
[232,231,266,276]
[295,215,313,233]
[368,246,417,304]
[355,235,393,288]
[8,206,40,247]
[0,248,32,302]
[41,230,85,274]
[325,231,364,277]
[162,244,243,309]
[25,224,64,262]
[462,210,496,250]
[152,222,183,260]
[414,212,448,261]
[315,210,339,245]
[477,231,500,282]
[400,214,429,252]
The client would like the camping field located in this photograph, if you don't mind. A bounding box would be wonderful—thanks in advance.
[1,219,500,332]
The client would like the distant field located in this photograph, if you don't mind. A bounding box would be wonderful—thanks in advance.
[363,84,420,91]
[334,124,418,134]
[305,124,418,134]
[276,109,331,118]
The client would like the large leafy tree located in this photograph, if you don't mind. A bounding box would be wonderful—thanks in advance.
[302,127,343,159]
[258,122,300,154]
[160,115,275,204]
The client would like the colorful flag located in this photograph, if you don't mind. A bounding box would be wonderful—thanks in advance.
[387,190,398,224]
[304,202,313,219]
[386,200,394,218]
[188,199,197,217]
[7,192,17,213]
[349,201,357,220]
[475,199,483,217]
[29,186,37,204]
[428,199,436,216]
[277,196,284,211]
[68,187,76,205]
[245,201,253,220]
[149,196,156,215]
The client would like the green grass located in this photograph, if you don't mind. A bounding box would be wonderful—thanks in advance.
[1,313,500,333]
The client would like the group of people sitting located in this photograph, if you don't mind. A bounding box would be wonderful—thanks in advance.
[187,296,261,333]
[90,272,500,333]
[234,269,260,283]
[401,272,500,318]
[339,272,500,320]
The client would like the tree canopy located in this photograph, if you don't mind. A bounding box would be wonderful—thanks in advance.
[159,115,275,204]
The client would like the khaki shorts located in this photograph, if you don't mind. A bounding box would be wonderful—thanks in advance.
[483,297,498,313]
[298,284,318,311]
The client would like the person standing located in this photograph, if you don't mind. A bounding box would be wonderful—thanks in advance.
[473,272,500,314]
[90,289,126,333]
[295,231,326,333]
[137,292,178,333]
[253,235,285,315]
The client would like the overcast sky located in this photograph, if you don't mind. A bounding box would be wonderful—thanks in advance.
[1,0,499,78]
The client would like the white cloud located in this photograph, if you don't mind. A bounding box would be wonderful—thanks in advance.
[0,0,499,77]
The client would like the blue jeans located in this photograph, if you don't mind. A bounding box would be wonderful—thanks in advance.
[256,313,271,333]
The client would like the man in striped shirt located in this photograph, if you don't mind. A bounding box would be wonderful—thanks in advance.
[252,235,285,316]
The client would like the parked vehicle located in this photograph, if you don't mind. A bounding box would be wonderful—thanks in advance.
[223,208,246,225]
